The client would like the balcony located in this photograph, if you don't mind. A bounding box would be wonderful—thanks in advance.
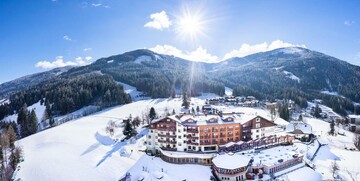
[158,139,176,144]
[200,136,211,139]
[187,140,199,145]
[187,129,199,133]
[157,127,176,131]
[161,147,177,151]
[187,134,199,139]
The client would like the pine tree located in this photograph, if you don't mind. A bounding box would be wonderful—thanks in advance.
[172,109,176,115]
[28,109,38,135]
[123,118,133,138]
[196,106,200,113]
[279,104,290,121]
[330,120,335,135]
[17,104,27,127]
[182,92,189,109]
[17,105,28,137]
[314,104,322,118]
[149,107,156,120]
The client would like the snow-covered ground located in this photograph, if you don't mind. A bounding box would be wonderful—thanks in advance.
[116,81,149,101]
[126,155,212,181]
[283,70,300,83]
[134,55,152,64]
[3,100,45,123]
[14,97,203,181]
[224,87,233,96]
[320,90,345,98]
[0,98,9,105]
[305,117,360,180]
[13,93,360,181]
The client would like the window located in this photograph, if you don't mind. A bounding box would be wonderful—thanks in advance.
[256,118,260,122]
[148,135,151,138]
[178,136,181,139]
[148,142,151,145]
[256,130,259,133]
[256,123,260,128]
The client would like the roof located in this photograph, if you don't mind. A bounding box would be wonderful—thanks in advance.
[212,153,251,170]
[348,115,360,119]
[213,146,302,169]
[160,149,215,159]
[285,122,312,134]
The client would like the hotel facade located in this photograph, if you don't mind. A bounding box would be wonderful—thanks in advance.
[146,113,281,154]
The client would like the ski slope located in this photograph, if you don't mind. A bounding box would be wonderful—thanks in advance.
[14,98,200,181]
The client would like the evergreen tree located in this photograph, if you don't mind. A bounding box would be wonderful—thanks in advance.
[149,107,156,120]
[330,120,335,135]
[314,104,322,118]
[172,109,176,115]
[279,104,290,121]
[298,114,303,122]
[196,106,200,113]
[28,109,38,135]
[182,92,190,109]
[123,118,133,138]
[191,107,195,114]
[49,118,55,127]
[17,104,27,127]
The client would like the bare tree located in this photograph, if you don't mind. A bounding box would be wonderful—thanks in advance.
[132,116,141,129]
[346,168,359,181]
[330,160,340,178]
[354,134,360,150]
[105,120,116,137]
[0,133,10,166]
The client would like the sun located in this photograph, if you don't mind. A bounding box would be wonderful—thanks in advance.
[178,14,202,39]
[174,6,207,44]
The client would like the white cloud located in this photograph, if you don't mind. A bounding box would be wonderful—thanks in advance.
[83,48,92,52]
[150,45,218,63]
[223,40,306,59]
[35,56,94,69]
[91,3,102,7]
[90,3,110,8]
[144,11,172,30]
[344,20,355,26]
[63,35,72,41]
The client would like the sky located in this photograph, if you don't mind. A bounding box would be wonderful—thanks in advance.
[0,0,359,84]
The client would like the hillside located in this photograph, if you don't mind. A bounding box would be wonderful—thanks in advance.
[0,66,72,99]
[1,47,360,123]
[210,47,360,102]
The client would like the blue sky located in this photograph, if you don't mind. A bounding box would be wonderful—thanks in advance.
[0,0,359,83]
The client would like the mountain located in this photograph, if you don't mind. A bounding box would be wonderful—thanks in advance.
[209,47,360,102]
[0,66,73,98]
[1,47,359,121]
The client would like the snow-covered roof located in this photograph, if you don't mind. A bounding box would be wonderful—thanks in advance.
[213,146,302,169]
[286,122,312,134]
[348,115,360,119]
[160,149,215,159]
[212,153,251,170]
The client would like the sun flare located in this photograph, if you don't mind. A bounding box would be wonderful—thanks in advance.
[175,6,207,44]
[178,14,202,38]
